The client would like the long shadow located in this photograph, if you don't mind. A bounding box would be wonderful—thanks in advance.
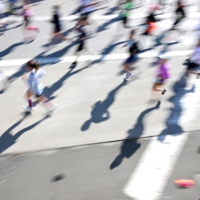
[69,6,107,16]
[0,40,83,94]
[0,112,49,153]
[81,80,127,131]
[104,7,117,15]
[0,41,24,58]
[96,16,120,33]
[42,65,90,102]
[93,41,125,64]
[5,23,23,32]
[157,73,195,142]
[110,100,161,169]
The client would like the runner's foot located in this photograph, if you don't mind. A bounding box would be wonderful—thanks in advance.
[162,88,167,95]
[23,106,36,112]
[124,72,132,80]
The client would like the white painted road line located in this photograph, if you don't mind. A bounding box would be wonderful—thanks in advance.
[1,172,14,179]
[179,79,200,124]
[123,133,189,200]
[27,12,200,20]
[0,179,6,185]
[1,12,200,23]
[0,50,193,67]
[4,166,16,172]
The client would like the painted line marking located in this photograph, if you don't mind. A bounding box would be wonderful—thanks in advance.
[1,12,200,23]
[179,79,200,124]
[4,166,16,172]
[1,172,14,179]
[44,192,54,197]
[123,133,189,200]
[0,50,193,67]
[0,179,6,184]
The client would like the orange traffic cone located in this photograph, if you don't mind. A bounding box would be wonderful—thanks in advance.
[174,179,195,188]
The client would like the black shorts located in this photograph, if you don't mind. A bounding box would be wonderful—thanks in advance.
[80,11,92,19]
[54,25,61,33]
[76,40,85,52]
[35,92,44,98]
[187,62,199,71]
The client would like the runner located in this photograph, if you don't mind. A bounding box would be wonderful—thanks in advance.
[71,16,94,68]
[122,29,140,80]
[0,0,4,19]
[22,60,56,112]
[79,0,100,20]
[140,5,158,48]
[185,40,200,81]
[169,0,191,42]
[118,0,134,28]
[22,5,39,40]
[152,55,170,95]
[50,3,67,45]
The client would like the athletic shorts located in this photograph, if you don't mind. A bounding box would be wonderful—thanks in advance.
[187,62,199,71]
[143,22,157,35]
[154,78,164,85]
[80,11,92,19]
[35,92,44,98]
[124,54,138,64]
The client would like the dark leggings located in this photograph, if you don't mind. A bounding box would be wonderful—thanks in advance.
[121,16,128,28]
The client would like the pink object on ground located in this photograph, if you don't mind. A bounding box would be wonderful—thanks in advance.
[174,179,195,188]
[26,26,38,31]
[150,4,160,11]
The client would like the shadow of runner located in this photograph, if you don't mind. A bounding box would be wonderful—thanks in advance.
[157,74,195,142]
[93,41,126,64]
[110,100,161,169]
[96,16,120,33]
[43,65,90,101]
[104,7,116,15]
[0,41,25,58]
[81,80,127,131]
[0,113,49,154]
[0,40,78,94]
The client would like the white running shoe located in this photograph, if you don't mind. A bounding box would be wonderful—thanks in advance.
[124,72,132,80]
[47,104,58,113]
[23,106,36,112]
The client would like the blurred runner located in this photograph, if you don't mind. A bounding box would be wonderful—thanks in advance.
[168,0,192,42]
[185,40,200,82]
[22,60,57,112]
[118,0,134,28]
[71,16,94,68]
[122,29,140,80]
[79,0,100,20]
[22,4,39,40]
[0,0,4,19]
[152,55,170,95]
[50,3,67,45]
[140,5,158,48]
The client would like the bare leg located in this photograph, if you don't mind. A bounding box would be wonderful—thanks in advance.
[38,95,55,111]
[152,83,164,92]
[123,63,130,73]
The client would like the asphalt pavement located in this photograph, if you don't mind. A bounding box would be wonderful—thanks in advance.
[0,131,199,200]
[0,0,200,199]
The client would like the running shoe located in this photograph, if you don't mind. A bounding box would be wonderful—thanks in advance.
[70,61,77,68]
[47,104,58,113]
[124,72,132,80]
[23,106,36,112]
[162,88,167,95]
